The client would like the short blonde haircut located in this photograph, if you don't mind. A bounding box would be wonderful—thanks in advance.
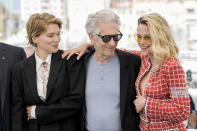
[138,13,179,66]
[26,13,62,47]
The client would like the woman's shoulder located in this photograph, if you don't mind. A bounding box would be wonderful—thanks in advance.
[11,56,30,73]
[164,57,180,65]
[162,57,182,70]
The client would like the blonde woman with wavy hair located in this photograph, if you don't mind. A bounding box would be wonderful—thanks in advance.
[131,13,190,131]
[139,13,179,66]
[62,12,190,131]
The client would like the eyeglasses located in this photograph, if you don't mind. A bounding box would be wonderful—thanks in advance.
[134,34,151,43]
[97,32,123,43]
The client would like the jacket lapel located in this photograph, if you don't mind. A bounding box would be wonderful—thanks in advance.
[81,50,94,129]
[46,51,62,100]
[24,51,63,102]
[83,50,95,70]
[116,49,130,122]
[24,54,42,102]
[0,45,8,112]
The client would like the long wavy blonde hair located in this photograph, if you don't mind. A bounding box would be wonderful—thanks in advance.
[138,13,179,66]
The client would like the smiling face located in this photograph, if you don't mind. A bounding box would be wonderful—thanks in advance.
[137,24,152,56]
[90,22,119,61]
[33,23,60,59]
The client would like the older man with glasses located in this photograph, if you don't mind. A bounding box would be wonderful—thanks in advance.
[64,9,141,131]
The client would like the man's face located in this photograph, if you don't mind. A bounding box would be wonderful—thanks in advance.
[91,22,120,59]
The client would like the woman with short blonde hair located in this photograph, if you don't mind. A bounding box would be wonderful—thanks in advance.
[11,13,84,131]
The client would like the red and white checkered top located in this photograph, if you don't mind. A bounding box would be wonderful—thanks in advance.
[125,50,190,131]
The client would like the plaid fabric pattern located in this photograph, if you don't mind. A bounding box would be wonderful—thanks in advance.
[124,50,190,131]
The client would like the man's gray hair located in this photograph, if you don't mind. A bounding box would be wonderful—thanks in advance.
[85,9,121,37]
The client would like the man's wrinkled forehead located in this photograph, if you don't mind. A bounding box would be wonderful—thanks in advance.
[97,22,119,35]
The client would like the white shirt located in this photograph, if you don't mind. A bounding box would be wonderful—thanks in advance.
[35,53,51,100]
[31,52,52,118]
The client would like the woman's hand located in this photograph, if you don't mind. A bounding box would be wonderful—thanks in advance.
[134,95,146,113]
[27,105,35,119]
[62,43,93,60]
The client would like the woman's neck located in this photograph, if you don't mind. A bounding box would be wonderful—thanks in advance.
[35,48,48,61]
[150,56,159,71]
